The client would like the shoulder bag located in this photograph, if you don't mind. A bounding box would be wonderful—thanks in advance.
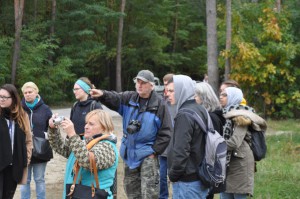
[32,135,53,161]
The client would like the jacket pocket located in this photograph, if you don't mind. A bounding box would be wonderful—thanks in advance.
[232,147,246,158]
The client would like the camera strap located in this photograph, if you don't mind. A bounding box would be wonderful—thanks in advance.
[129,97,148,122]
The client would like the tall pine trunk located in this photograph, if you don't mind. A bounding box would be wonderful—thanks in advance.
[224,0,232,80]
[116,0,126,92]
[50,0,56,36]
[206,0,219,92]
[11,0,25,84]
[172,0,179,53]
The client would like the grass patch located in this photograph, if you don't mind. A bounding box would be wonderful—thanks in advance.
[253,120,300,199]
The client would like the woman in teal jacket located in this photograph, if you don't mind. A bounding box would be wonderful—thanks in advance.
[48,109,118,199]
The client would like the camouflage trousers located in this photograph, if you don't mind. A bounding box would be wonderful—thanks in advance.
[124,156,160,199]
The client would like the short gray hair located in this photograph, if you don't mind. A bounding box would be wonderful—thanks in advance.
[194,82,221,111]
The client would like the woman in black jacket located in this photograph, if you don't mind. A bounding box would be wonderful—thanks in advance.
[70,77,103,136]
[0,84,32,199]
[194,82,226,198]
[20,82,52,199]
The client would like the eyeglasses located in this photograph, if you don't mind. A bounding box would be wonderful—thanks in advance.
[73,88,81,92]
[220,93,227,97]
[166,89,174,93]
[0,95,12,101]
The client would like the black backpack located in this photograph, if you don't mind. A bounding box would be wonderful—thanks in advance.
[178,108,227,188]
[248,126,267,161]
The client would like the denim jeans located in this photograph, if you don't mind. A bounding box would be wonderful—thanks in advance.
[220,192,248,199]
[159,156,168,199]
[172,180,209,199]
[20,162,47,199]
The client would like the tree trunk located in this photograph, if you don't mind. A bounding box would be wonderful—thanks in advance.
[276,0,281,13]
[34,0,37,22]
[116,0,126,92]
[224,0,232,80]
[50,0,56,36]
[206,0,219,92]
[11,0,25,84]
[172,0,179,53]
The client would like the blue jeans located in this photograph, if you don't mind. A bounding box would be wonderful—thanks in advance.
[20,162,47,199]
[172,180,208,199]
[159,156,168,199]
[220,192,248,199]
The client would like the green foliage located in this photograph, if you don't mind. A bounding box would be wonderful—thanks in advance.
[1,0,299,116]
[219,1,300,118]
[0,36,14,84]
[17,22,75,103]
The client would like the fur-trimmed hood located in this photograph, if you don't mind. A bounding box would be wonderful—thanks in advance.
[224,109,267,132]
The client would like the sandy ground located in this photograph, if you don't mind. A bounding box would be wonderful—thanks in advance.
[13,106,127,199]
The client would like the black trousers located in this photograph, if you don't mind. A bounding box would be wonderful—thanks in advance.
[0,165,17,199]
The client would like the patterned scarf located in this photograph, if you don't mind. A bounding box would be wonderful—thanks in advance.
[223,104,256,164]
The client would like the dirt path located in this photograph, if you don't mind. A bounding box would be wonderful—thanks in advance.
[14,106,127,199]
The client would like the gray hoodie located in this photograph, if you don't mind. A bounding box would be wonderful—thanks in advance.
[161,75,196,157]
[173,75,196,116]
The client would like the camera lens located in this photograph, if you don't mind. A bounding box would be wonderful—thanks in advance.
[126,120,141,134]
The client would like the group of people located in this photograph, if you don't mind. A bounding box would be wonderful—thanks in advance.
[0,78,111,199]
[0,69,267,199]
[89,70,266,199]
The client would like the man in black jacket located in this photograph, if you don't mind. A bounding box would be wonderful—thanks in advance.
[166,75,209,199]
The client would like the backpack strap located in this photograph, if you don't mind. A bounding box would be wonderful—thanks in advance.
[70,101,78,119]
[179,108,214,134]
[90,100,97,112]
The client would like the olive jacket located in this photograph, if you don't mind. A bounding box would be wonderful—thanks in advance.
[223,109,267,196]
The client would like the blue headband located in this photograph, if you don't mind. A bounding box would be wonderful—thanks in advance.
[75,79,91,94]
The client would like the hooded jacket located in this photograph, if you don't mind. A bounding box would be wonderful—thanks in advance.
[167,75,207,182]
[223,107,267,196]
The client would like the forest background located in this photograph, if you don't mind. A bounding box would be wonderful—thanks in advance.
[0,0,299,118]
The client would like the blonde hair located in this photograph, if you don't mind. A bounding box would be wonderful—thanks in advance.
[86,109,114,134]
[21,82,39,93]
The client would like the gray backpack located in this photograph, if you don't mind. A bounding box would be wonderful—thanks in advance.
[179,108,227,188]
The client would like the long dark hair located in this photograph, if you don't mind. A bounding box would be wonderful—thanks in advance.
[0,84,30,134]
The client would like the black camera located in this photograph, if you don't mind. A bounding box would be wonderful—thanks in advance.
[126,120,141,134]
